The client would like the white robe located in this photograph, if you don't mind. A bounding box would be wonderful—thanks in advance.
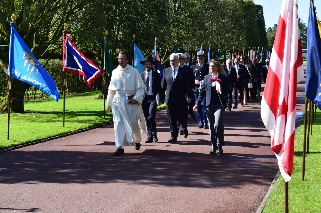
[107,64,146,148]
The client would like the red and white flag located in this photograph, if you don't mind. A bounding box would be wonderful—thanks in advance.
[261,0,303,182]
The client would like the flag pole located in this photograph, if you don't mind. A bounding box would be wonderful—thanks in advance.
[132,34,135,66]
[302,97,308,180]
[62,24,68,127]
[7,77,11,140]
[103,31,108,119]
[307,100,312,153]
[285,181,289,213]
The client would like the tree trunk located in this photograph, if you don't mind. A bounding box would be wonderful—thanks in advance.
[0,78,28,113]
[10,78,28,113]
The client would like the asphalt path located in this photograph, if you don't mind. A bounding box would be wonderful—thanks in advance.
[0,84,305,213]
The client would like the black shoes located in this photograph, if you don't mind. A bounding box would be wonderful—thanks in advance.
[135,143,141,150]
[232,106,237,109]
[113,148,124,156]
[210,148,223,156]
[146,136,158,143]
[210,149,217,155]
[168,137,177,142]
[145,138,153,143]
[179,131,184,135]
[204,124,209,129]
[184,130,188,138]
[153,136,158,143]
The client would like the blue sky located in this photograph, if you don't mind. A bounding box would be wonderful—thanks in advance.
[253,0,321,28]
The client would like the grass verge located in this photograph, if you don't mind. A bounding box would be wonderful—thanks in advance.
[0,91,166,150]
[263,110,321,212]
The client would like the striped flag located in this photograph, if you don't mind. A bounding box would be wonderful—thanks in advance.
[261,0,303,182]
[63,32,104,88]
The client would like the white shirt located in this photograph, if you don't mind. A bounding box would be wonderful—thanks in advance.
[172,66,179,80]
[145,70,153,95]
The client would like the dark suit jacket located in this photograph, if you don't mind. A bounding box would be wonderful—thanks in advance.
[196,73,229,109]
[161,66,193,106]
[141,70,162,98]
[235,64,249,86]
[224,66,237,88]
[184,64,195,91]
[191,63,209,91]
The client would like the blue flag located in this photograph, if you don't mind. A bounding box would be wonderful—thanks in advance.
[173,43,178,53]
[63,32,104,88]
[216,49,220,60]
[133,43,145,73]
[207,47,211,64]
[306,1,321,110]
[8,23,60,101]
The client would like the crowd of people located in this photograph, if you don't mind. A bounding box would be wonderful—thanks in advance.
[106,50,269,157]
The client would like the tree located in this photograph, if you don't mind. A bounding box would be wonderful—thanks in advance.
[0,0,87,112]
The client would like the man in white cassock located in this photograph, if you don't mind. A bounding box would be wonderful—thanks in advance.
[107,51,146,156]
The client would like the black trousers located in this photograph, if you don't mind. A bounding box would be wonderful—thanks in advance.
[167,103,188,138]
[142,95,157,139]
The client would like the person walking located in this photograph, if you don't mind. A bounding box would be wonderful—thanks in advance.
[191,49,209,128]
[107,51,146,156]
[224,59,237,111]
[193,59,229,156]
[140,55,162,143]
[160,53,194,142]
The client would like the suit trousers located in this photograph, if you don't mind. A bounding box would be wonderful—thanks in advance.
[194,92,208,127]
[142,95,157,139]
[167,103,188,138]
[227,86,234,109]
[206,103,224,149]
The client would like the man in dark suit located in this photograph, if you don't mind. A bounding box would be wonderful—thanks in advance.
[160,53,194,142]
[140,55,162,143]
[234,57,249,108]
[184,52,196,119]
[191,49,209,128]
[224,59,237,111]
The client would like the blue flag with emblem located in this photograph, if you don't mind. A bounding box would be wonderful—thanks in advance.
[306,1,321,110]
[133,43,145,73]
[8,23,60,101]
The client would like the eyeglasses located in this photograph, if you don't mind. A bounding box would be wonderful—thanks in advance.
[197,56,205,59]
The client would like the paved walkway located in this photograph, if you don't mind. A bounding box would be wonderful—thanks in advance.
[0,84,305,213]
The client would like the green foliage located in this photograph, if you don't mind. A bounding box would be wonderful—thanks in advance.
[263,110,321,212]
[0,0,271,112]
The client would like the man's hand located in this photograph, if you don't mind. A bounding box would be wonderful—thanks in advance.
[129,99,140,104]
[193,105,198,111]
[195,80,200,85]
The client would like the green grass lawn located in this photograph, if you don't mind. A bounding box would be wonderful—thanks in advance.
[263,110,321,212]
[0,91,112,149]
[0,91,166,150]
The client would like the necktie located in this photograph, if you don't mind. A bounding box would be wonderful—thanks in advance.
[173,68,176,81]
[145,73,149,93]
